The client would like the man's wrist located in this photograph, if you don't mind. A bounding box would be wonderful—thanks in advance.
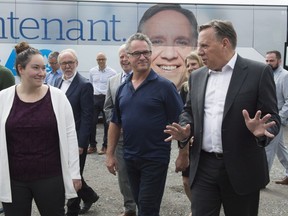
[255,135,268,147]
[178,147,189,156]
[178,137,190,149]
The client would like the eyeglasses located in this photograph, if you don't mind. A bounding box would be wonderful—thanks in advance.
[97,58,106,61]
[60,61,76,67]
[128,50,152,58]
[49,61,58,65]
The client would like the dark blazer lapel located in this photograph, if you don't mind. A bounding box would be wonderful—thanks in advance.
[66,73,79,97]
[197,69,209,117]
[223,55,248,119]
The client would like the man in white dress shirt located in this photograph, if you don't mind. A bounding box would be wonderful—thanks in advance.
[88,52,117,155]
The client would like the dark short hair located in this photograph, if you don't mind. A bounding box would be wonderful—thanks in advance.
[199,20,237,49]
[266,50,281,60]
[137,4,198,47]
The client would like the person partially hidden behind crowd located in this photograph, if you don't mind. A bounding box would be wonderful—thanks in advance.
[137,4,198,91]
[0,64,15,91]
[55,49,99,215]
[179,51,204,102]
[44,51,62,86]
[104,44,136,216]
[106,33,183,216]
[265,50,288,185]
[0,64,15,214]
[0,42,82,216]
[177,51,203,216]
[88,52,117,155]
[164,20,280,216]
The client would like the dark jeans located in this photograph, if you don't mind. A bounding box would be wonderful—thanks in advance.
[3,176,65,216]
[191,151,260,216]
[125,158,168,216]
[67,148,98,215]
[89,95,108,148]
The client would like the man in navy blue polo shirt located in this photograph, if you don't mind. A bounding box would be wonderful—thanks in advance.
[106,33,183,216]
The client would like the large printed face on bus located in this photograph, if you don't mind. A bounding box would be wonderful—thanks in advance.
[140,10,195,90]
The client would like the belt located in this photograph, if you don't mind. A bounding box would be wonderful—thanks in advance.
[201,150,223,159]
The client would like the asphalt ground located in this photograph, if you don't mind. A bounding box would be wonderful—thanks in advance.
[1,124,288,215]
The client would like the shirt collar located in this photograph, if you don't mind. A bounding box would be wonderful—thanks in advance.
[62,71,77,82]
[209,52,237,74]
[98,65,106,72]
[56,68,62,74]
[123,70,132,75]
[273,65,282,74]
[127,69,157,82]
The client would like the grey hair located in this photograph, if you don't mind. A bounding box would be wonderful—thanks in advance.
[48,51,59,61]
[125,33,152,53]
[58,48,78,62]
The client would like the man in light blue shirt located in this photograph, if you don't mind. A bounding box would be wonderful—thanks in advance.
[265,50,288,185]
[45,51,62,86]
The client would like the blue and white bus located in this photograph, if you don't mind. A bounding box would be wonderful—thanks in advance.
[0,0,287,79]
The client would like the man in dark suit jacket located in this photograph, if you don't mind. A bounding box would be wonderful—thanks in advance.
[164,20,280,216]
[55,49,99,216]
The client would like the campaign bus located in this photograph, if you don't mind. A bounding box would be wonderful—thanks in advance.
[0,0,287,81]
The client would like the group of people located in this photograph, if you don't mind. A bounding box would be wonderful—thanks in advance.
[0,3,288,216]
[105,20,280,216]
[106,4,286,216]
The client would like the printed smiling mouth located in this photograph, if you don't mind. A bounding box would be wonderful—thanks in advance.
[158,65,178,71]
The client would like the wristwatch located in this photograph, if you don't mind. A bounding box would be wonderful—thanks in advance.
[178,137,190,149]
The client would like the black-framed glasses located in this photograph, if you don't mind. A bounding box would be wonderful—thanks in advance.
[128,50,152,58]
[60,61,76,67]
[49,61,58,65]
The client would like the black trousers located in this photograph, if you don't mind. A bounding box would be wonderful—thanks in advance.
[3,176,65,216]
[66,147,98,215]
[191,151,260,216]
